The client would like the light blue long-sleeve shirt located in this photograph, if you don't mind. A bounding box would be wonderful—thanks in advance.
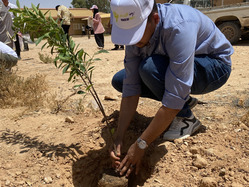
[122,3,233,110]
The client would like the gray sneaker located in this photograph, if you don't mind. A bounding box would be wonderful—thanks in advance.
[187,96,198,109]
[163,113,201,141]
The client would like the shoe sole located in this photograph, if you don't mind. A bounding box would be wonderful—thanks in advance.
[188,97,198,109]
[179,120,202,139]
[163,118,202,141]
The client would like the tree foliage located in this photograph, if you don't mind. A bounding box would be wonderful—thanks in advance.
[71,0,110,13]
[11,0,115,143]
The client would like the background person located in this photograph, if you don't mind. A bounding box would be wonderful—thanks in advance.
[109,0,233,177]
[82,24,86,35]
[2,0,21,59]
[55,5,73,41]
[0,1,14,48]
[90,5,105,49]
[0,41,18,70]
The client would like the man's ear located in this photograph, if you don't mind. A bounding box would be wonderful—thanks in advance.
[153,13,160,25]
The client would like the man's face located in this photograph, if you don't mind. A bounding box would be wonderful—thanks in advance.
[135,13,159,48]
[2,0,9,7]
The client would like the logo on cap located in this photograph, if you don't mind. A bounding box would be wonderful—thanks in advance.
[113,11,135,23]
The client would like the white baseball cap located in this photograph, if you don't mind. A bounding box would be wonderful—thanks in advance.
[111,0,154,45]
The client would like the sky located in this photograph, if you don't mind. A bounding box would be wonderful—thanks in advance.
[8,0,73,8]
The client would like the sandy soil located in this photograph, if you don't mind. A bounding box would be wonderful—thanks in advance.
[0,35,248,187]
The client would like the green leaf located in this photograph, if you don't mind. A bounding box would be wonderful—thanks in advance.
[74,84,83,88]
[94,49,109,55]
[77,49,84,59]
[35,33,49,45]
[16,0,20,8]
[62,64,70,74]
[43,10,49,16]
[58,54,71,62]
[94,58,101,61]
[86,84,93,91]
[77,90,85,95]
[70,40,75,50]
[49,13,57,25]
[88,66,95,71]
[111,128,115,135]
[79,64,85,72]
[31,3,39,15]
[38,10,46,20]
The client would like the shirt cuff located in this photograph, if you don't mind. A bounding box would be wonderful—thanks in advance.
[162,92,186,109]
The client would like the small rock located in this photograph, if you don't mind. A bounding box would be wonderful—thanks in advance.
[240,122,248,130]
[65,116,74,123]
[231,182,244,187]
[206,117,212,120]
[56,173,61,179]
[104,95,118,101]
[185,151,192,156]
[159,141,176,149]
[200,148,215,156]
[219,168,226,176]
[154,179,161,184]
[25,181,32,186]
[192,154,208,169]
[190,166,198,172]
[98,169,128,187]
[174,139,183,144]
[234,128,241,133]
[15,171,22,176]
[88,100,100,112]
[165,168,170,173]
[190,147,198,154]
[44,176,53,184]
[199,177,217,187]
[237,99,244,107]
[5,180,11,186]
[180,144,188,151]
[183,141,188,146]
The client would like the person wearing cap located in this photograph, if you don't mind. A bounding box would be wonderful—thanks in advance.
[55,5,73,41]
[109,0,233,177]
[90,5,105,49]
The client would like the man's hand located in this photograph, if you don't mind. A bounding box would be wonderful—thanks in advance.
[118,142,145,177]
[109,141,122,169]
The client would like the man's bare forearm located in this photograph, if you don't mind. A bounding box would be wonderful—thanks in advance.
[140,106,180,145]
[116,95,139,141]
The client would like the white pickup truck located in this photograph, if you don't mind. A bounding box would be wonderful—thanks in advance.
[173,0,249,44]
[200,3,249,44]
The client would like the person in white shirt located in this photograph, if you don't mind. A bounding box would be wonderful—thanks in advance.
[2,0,21,59]
[0,1,14,47]
[0,41,18,70]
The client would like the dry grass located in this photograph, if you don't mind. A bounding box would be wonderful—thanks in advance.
[0,68,48,109]
[38,52,54,64]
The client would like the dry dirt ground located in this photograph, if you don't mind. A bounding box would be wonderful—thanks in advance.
[0,35,248,187]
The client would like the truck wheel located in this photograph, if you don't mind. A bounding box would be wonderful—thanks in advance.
[218,22,241,44]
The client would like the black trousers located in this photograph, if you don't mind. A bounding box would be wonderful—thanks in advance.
[15,34,21,57]
[94,33,104,48]
[62,24,70,41]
